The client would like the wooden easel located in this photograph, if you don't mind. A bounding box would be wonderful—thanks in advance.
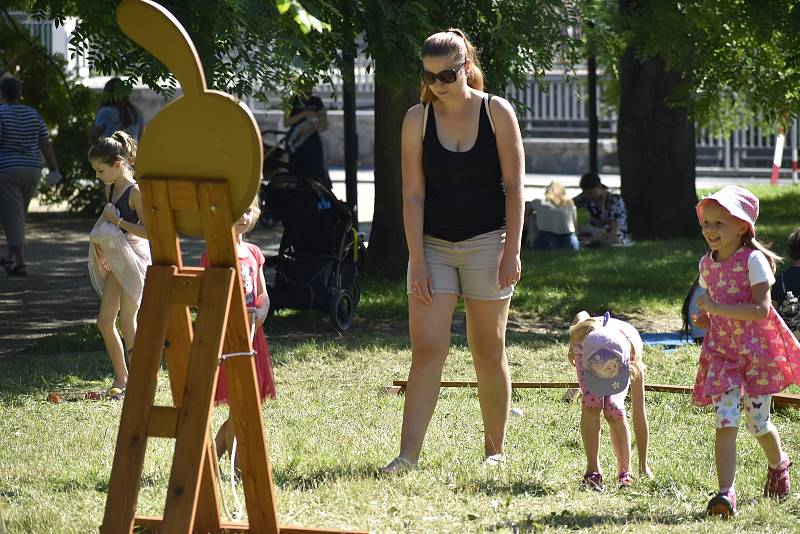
[101,177,365,533]
[101,2,367,531]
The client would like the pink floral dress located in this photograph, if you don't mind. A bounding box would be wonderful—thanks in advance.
[693,247,800,406]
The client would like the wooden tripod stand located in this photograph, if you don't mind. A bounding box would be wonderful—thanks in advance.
[101,177,365,533]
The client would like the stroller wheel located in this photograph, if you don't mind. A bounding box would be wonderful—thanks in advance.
[329,289,354,332]
[351,279,361,307]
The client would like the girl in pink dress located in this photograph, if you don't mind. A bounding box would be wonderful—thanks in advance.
[201,196,276,464]
[693,186,800,517]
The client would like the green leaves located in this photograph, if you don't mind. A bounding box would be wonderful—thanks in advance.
[275,0,331,33]
[586,0,800,133]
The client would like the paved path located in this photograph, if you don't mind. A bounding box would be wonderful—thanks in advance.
[0,212,283,356]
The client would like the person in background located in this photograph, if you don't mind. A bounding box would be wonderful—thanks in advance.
[573,172,630,247]
[91,77,143,142]
[681,277,707,343]
[772,227,800,306]
[526,180,578,251]
[284,84,331,189]
[87,132,149,399]
[0,75,60,276]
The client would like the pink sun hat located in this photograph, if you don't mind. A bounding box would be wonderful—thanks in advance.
[696,185,759,236]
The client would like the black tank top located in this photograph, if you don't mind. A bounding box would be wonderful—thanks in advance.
[108,183,139,232]
[422,96,505,242]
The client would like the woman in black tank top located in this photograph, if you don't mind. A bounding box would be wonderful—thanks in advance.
[380,29,525,474]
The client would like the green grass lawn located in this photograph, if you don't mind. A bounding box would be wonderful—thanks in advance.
[2,185,800,533]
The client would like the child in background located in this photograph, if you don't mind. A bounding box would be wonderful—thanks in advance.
[772,227,800,338]
[693,186,800,517]
[87,131,150,399]
[568,311,652,491]
[681,277,707,343]
[200,196,276,464]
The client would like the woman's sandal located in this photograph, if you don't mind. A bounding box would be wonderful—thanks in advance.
[107,386,126,400]
[1,258,14,275]
[377,456,418,476]
[7,264,27,277]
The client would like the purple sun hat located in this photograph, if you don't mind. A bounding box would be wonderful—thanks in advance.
[696,186,759,236]
[582,322,631,396]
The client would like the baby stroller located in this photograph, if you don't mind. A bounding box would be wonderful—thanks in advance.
[262,161,365,331]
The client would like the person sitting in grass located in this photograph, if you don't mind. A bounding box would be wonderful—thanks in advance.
[693,186,800,517]
[573,172,631,247]
[525,180,579,251]
[568,311,652,491]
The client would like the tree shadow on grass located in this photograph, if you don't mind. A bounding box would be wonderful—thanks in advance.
[0,349,168,400]
[490,507,706,531]
[458,478,551,498]
[272,464,380,490]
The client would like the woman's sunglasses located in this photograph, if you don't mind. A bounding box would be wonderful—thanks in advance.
[421,60,466,85]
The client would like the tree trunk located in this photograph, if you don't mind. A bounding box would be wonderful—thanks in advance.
[617,45,698,239]
[366,75,419,276]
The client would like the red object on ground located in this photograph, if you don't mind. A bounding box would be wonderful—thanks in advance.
[47,393,61,403]
[84,391,102,400]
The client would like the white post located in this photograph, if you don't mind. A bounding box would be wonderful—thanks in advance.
[793,117,798,185]
[771,129,785,185]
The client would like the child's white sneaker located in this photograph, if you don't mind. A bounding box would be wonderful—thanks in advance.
[483,453,505,467]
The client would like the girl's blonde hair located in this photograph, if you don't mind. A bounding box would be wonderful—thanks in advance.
[568,315,643,380]
[545,180,574,209]
[241,194,261,234]
[743,233,781,273]
[88,131,137,168]
[420,28,484,104]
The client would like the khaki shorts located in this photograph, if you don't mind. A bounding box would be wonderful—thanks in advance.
[407,229,514,301]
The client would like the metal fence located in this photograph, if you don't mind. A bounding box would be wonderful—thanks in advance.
[17,13,795,173]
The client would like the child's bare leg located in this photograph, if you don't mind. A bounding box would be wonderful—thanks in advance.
[716,427,738,490]
[581,406,602,473]
[607,414,632,474]
[97,275,128,388]
[215,417,230,459]
[756,428,784,466]
[118,290,139,366]
[630,372,652,477]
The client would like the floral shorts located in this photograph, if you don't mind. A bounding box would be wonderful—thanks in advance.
[712,388,774,436]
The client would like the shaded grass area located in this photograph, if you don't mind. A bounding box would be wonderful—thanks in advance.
[4,184,800,532]
[3,338,800,532]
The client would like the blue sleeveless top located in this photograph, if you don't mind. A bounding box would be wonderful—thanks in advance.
[108,183,139,232]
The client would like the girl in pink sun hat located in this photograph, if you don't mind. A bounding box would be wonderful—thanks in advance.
[693,185,800,518]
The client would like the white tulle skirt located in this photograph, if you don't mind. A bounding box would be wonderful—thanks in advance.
[87,218,151,305]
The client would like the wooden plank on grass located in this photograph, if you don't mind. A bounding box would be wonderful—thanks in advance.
[389,380,800,407]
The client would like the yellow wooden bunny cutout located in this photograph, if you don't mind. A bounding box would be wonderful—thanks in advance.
[117,0,262,236]
[102,1,366,533]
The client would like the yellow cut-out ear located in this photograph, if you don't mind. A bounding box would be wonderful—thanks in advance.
[117,0,205,97]
[115,0,262,237]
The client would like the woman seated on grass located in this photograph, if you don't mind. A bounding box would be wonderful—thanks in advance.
[573,172,631,247]
[525,180,578,251]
